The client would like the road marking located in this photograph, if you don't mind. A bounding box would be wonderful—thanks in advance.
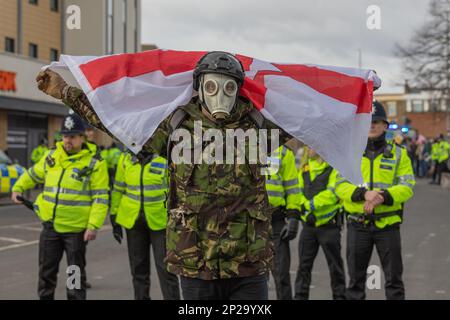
[0,222,41,230]
[0,225,112,252]
[0,240,39,252]
[0,237,26,244]
[10,225,42,232]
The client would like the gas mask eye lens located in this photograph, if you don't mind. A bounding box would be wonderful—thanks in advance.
[224,80,237,96]
[204,79,218,96]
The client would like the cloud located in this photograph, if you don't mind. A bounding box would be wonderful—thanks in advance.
[142,0,431,92]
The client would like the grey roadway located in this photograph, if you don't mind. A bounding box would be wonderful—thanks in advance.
[0,179,449,300]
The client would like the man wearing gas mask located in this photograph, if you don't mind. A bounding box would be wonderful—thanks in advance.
[36,51,298,300]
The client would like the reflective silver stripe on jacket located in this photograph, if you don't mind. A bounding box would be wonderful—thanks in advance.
[114,181,126,188]
[91,189,109,196]
[93,198,109,205]
[266,179,282,186]
[285,188,301,195]
[43,195,91,206]
[125,184,168,191]
[45,187,91,196]
[44,187,108,196]
[29,167,44,183]
[283,178,299,187]
[267,191,284,198]
[372,183,392,189]
[125,193,166,202]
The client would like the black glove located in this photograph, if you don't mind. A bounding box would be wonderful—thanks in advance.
[280,217,299,241]
[351,187,367,202]
[110,215,123,244]
[380,189,394,206]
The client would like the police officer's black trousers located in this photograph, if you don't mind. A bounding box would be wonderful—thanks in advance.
[180,274,269,300]
[346,223,404,300]
[125,212,180,300]
[436,161,449,185]
[294,224,346,300]
[271,213,292,300]
[38,222,87,300]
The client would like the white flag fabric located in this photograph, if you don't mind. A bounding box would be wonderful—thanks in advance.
[46,49,381,184]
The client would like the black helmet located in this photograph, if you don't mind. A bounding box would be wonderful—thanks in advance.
[193,51,245,91]
[371,100,388,124]
[60,114,86,135]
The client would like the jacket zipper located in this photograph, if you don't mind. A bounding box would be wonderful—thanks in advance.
[369,155,374,190]
[52,169,66,222]
[139,164,144,214]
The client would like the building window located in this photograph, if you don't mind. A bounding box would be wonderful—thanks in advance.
[123,0,127,52]
[387,101,397,117]
[29,43,38,58]
[50,48,59,61]
[430,99,440,111]
[412,100,423,113]
[29,0,38,5]
[135,0,138,52]
[5,37,15,53]
[50,0,59,12]
[107,0,114,54]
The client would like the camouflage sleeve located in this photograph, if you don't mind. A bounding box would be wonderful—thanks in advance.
[62,86,170,156]
[62,86,115,138]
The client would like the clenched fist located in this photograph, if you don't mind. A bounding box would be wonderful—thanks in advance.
[36,69,68,100]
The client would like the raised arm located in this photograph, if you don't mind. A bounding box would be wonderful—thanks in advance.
[36,69,115,138]
[37,69,172,156]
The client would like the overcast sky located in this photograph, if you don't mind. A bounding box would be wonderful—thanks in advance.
[142,0,431,93]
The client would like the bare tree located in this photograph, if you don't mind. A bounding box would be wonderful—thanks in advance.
[396,0,450,113]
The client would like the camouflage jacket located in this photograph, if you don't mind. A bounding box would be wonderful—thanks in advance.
[63,87,290,280]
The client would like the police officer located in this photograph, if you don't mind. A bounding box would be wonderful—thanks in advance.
[11,114,109,300]
[432,134,450,185]
[294,147,346,300]
[82,121,102,290]
[335,101,415,300]
[430,137,440,184]
[265,145,301,300]
[36,51,291,300]
[84,123,96,145]
[106,142,122,182]
[110,151,180,300]
[31,138,49,164]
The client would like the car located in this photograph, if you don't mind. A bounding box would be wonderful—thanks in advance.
[0,150,25,196]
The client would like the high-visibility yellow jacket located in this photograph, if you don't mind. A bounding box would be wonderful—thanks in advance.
[31,145,49,164]
[335,142,415,229]
[431,143,439,161]
[110,152,168,231]
[264,145,301,211]
[12,142,110,233]
[107,147,122,169]
[298,159,342,227]
[437,140,450,164]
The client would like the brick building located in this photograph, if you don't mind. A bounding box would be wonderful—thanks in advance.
[375,84,449,139]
